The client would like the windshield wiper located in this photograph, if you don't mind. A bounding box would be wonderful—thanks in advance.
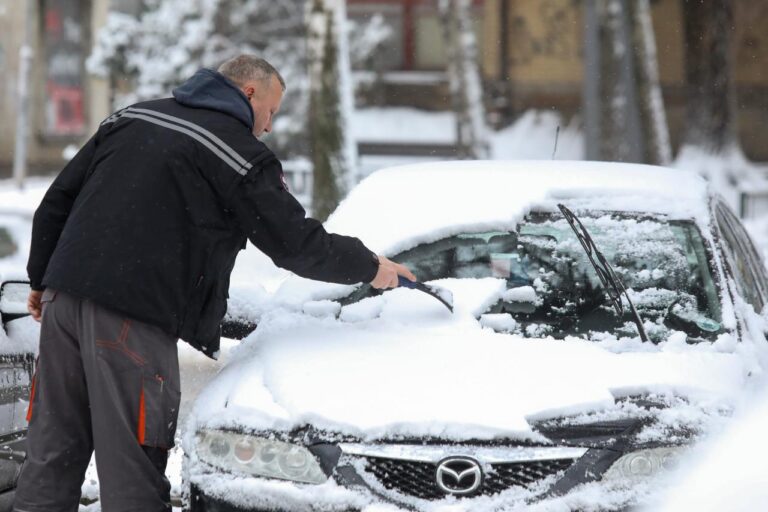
[557,204,650,343]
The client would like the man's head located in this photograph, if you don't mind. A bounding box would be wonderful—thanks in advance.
[218,55,286,137]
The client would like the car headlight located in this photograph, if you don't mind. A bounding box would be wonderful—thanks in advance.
[195,430,328,484]
[602,446,683,481]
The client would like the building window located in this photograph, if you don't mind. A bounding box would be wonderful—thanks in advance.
[42,0,87,137]
[348,2,404,71]
[348,0,483,72]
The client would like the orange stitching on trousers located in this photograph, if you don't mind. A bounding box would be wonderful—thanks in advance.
[26,372,37,422]
[138,384,146,444]
[95,320,147,366]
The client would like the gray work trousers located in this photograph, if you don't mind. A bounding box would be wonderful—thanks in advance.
[13,289,181,512]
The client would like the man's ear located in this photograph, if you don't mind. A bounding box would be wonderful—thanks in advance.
[243,85,255,100]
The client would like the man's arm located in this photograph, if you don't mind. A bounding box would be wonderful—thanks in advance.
[229,155,414,287]
[27,132,100,292]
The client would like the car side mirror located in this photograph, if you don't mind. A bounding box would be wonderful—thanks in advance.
[0,281,31,329]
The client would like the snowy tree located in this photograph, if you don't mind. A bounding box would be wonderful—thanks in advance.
[679,0,740,160]
[88,0,308,156]
[593,0,638,162]
[628,0,671,165]
[584,0,670,165]
[438,0,490,160]
[307,0,357,221]
[675,0,763,205]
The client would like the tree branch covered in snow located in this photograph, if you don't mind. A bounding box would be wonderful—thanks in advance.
[675,0,765,204]
[89,0,385,163]
[629,0,671,165]
[307,0,357,220]
[438,0,490,160]
[88,0,308,155]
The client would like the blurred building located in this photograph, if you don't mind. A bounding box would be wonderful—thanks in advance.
[0,0,111,176]
[348,0,768,161]
[1,0,766,174]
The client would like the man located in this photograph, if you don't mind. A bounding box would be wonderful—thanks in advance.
[16,55,415,512]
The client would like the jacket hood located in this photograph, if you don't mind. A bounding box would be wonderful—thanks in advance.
[172,68,254,129]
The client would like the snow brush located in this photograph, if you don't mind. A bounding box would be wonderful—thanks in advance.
[398,276,454,313]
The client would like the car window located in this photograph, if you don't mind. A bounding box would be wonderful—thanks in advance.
[345,213,723,343]
[715,203,768,312]
[0,227,17,259]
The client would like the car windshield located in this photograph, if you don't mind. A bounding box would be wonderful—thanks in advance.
[354,213,723,342]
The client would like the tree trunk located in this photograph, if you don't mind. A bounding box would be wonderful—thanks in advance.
[596,0,642,162]
[438,0,490,160]
[12,0,35,189]
[307,0,356,221]
[682,0,738,154]
[628,0,671,165]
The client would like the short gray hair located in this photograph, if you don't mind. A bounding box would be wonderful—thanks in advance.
[218,55,286,92]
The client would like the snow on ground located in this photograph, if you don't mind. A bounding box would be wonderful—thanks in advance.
[0,177,50,217]
[640,379,768,511]
[352,108,583,162]
[352,108,456,145]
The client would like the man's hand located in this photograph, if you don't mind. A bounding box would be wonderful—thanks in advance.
[27,290,43,322]
[370,255,417,289]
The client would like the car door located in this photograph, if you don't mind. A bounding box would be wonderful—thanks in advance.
[714,200,768,313]
[0,215,37,509]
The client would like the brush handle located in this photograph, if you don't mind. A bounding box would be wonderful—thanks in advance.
[398,275,419,288]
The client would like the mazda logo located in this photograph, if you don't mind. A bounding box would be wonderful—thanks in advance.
[435,457,482,495]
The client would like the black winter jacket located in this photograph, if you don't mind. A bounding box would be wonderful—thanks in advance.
[27,69,379,358]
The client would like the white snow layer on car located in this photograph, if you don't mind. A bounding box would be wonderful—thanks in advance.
[269,161,719,311]
[189,277,750,441]
[325,161,711,257]
[187,161,766,437]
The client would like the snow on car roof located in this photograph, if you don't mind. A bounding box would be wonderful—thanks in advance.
[326,160,711,257]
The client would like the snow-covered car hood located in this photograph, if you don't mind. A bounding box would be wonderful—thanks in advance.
[192,279,748,441]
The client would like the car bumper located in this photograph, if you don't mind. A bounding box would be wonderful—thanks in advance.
[188,484,361,512]
[185,448,652,512]
[189,485,249,512]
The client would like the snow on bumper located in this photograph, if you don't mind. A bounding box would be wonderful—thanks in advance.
[187,465,373,512]
[185,453,655,512]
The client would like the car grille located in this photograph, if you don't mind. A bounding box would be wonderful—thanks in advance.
[362,456,576,500]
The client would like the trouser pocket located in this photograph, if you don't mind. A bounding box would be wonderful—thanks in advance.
[139,369,181,449]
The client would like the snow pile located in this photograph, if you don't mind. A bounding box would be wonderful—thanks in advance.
[352,108,457,145]
[491,111,583,161]
[351,108,583,162]
[675,145,768,212]
[325,161,711,257]
[644,381,768,511]
[0,213,32,283]
[0,178,49,217]
[189,276,750,441]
